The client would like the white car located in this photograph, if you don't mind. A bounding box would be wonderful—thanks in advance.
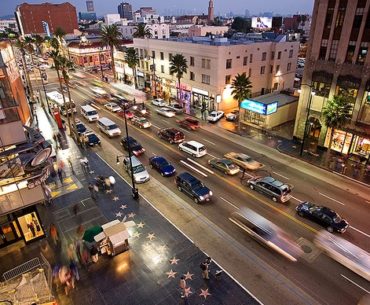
[104,102,122,113]
[152,98,166,107]
[156,107,176,118]
[207,110,224,122]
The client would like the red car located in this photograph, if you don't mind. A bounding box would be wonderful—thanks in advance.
[117,109,134,119]
[177,117,200,131]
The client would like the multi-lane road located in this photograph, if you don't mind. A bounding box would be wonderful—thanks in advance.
[34,68,370,305]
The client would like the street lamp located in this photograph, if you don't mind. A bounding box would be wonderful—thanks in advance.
[98,46,104,80]
[116,104,139,200]
[299,84,316,156]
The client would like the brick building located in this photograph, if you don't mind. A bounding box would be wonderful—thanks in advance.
[15,2,78,36]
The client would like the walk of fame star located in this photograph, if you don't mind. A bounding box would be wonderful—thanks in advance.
[120,204,127,210]
[146,233,155,240]
[115,211,122,218]
[165,269,177,278]
[199,288,211,299]
[137,222,145,228]
[169,257,179,265]
[132,231,141,238]
[128,212,136,218]
[158,245,166,252]
[112,196,119,201]
[184,287,192,297]
[183,272,194,280]
[106,189,112,194]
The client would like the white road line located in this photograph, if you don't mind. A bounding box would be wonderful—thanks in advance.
[207,153,218,159]
[151,124,160,129]
[319,192,345,206]
[349,226,370,238]
[291,196,304,203]
[220,197,240,210]
[179,127,190,133]
[186,158,214,174]
[161,119,169,123]
[203,139,216,145]
[340,274,370,294]
[180,160,208,177]
[272,171,290,180]
[242,171,254,178]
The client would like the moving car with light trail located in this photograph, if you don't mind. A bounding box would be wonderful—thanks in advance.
[104,102,122,113]
[131,116,151,128]
[177,117,200,131]
[224,152,264,170]
[152,98,166,107]
[156,107,176,118]
[120,136,145,156]
[208,158,240,175]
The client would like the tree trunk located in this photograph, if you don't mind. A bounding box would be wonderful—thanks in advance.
[65,80,79,143]
[133,66,137,89]
[56,69,72,135]
[325,127,335,165]
[21,53,34,100]
[177,77,181,104]
[110,46,116,82]
[237,100,241,133]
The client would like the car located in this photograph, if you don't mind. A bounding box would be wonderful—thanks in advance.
[123,156,150,183]
[149,156,176,177]
[132,106,151,118]
[157,128,185,144]
[224,152,264,171]
[74,120,86,134]
[152,98,166,107]
[178,140,207,158]
[296,202,349,233]
[247,176,292,203]
[82,130,101,146]
[120,136,145,156]
[208,158,240,175]
[68,81,78,88]
[229,209,302,262]
[131,116,151,129]
[104,102,122,113]
[117,109,134,119]
[207,110,224,122]
[225,110,239,121]
[177,117,200,131]
[168,102,183,114]
[175,172,213,204]
[156,107,175,117]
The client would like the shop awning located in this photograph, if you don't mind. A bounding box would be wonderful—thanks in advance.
[83,226,103,243]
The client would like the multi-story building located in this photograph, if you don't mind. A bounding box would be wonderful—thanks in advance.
[118,2,133,20]
[131,36,298,113]
[0,40,50,249]
[15,2,78,36]
[187,25,229,37]
[0,19,18,33]
[104,14,121,26]
[78,12,97,22]
[293,0,370,160]
[119,24,170,39]
[86,0,94,12]
[139,7,156,16]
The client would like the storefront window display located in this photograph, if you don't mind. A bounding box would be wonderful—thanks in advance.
[17,211,44,242]
[352,136,370,158]
[326,129,353,154]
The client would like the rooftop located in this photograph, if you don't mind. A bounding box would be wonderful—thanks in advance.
[253,92,298,107]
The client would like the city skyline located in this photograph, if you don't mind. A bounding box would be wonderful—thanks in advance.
[1,0,313,17]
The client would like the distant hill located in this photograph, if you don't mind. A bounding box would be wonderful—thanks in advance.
[0,15,15,19]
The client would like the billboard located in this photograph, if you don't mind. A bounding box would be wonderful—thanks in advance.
[240,99,278,115]
[252,17,272,29]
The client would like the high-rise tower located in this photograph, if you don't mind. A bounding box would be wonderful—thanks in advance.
[86,0,94,12]
[208,0,214,24]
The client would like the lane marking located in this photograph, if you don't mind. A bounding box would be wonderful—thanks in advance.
[220,197,240,210]
[291,196,304,203]
[207,153,218,159]
[179,127,190,133]
[161,119,169,123]
[272,171,290,180]
[186,158,214,174]
[241,171,254,178]
[180,160,208,177]
[349,226,370,238]
[340,274,370,294]
[203,139,216,145]
[151,124,160,129]
[319,192,345,206]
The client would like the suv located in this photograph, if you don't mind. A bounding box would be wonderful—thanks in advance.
[247,176,292,203]
[120,136,145,156]
[177,117,200,131]
[175,172,212,204]
[157,128,185,144]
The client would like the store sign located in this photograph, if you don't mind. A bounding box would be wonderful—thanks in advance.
[266,102,278,115]
[192,87,209,96]
[241,99,278,115]
[137,71,144,77]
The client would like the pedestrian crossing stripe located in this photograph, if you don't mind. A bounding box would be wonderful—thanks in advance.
[63,177,73,184]
[51,191,61,198]
[66,183,78,191]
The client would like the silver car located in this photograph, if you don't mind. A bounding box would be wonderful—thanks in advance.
[123,156,150,183]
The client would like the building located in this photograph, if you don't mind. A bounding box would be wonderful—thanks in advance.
[15,2,78,36]
[293,0,370,160]
[0,40,50,249]
[86,0,94,12]
[78,12,97,22]
[175,15,209,25]
[118,2,133,20]
[208,0,215,24]
[131,36,298,116]
[139,7,156,16]
[188,25,229,37]
[0,19,18,33]
[119,23,170,39]
[104,14,121,26]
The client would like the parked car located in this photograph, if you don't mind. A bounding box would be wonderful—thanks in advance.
[296,202,349,233]
[131,116,152,129]
[168,102,183,114]
[225,110,239,121]
[177,117,200,131]
[104,102,122,113]
[149,156,176,177]
[74,120,86,134]
[156,107,176,118]
[224,152,264,171]
[208,158,240,175]
[82,130,101,146]
[157,128,185,144]
[178,140,207,158]
[247,176,292,203]
[207,110,224,122]
[152,98,166,107]
[175,172,213,204]
[117,109,134,119]
[120,136,145,156]
[123,156,150,183]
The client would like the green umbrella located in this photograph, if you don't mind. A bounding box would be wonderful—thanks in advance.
[82,225,103,243]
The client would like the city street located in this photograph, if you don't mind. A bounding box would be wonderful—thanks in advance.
[33,68,370,305]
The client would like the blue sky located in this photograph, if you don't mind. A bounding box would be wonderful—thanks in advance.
[1,0,314,17]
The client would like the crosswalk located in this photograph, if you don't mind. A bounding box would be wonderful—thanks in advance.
[48,175,83,199]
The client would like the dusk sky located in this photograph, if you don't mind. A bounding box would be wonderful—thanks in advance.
[1,0,314,17]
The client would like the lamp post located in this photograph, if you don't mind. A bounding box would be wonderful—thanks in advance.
[299,84,315,156]
[116,104,139,200]
[98,46,104,80]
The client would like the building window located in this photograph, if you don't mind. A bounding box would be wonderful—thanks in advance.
[270,65,273,73]
[287,62,291,71]
[161,65,164,73]
[329,40,339,61]
[357,44,368,64]
[169,53,173,60]
[226,59,232,69]
[243,56,248,66]
[346,42,356,63]
[262,52,267,61]
[250,54,253,63]
[289,49,293,58]
[260,66,265,74]
[152,51,155,58]
[17,212,44,242]
[202,58,211,69]
[277,51,281,59]
[271,51,275,60]
[313,81,330,98]
[248,68,252,77]
[160,52,164,60]
[225,75,231,84]
[190,71,195,81]
[202,74,210,84]
[190,56,194,66]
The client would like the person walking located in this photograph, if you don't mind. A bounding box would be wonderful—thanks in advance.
[104,177,111,191]
[179,276,187,298]
[109,176,116,190]
[50,224,58,246]
[57,167,64,185]
[200,257,211,280]
[88,183,96,200]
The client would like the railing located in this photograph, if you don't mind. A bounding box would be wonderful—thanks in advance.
[40,252,52,290]
[2,258,41,281]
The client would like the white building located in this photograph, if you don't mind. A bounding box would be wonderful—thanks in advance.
[119,23,170,39]
[0,19,18,33]
[130,36,299,115]
[188,25,229,37]
[104,14,121,26]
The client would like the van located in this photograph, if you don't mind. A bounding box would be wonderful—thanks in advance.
[123,156,150,183]
[247,176,292,203]
[178,140,207,158]
[97,117,121,138]
[81,105,99,122]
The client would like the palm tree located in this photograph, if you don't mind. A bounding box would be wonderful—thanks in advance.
[101,24,122,81]
[15,38,34,99]
[33,34,44,55]
[169,54,188,101]
[125,47,139,88]
[322,95,353,162]
[133,23,152,38]
[231,72,252,130]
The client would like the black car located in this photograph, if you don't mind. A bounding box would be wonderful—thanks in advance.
[175,172,212,204]
[296,202,349,233]
[149,156,176,177]
[75,122,87,134]
[83,131,101,146]
[157,128,185,144]
[120,136,145,156]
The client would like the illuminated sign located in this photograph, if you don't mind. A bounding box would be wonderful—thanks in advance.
[266,102,278,115]
[241,99,278,115]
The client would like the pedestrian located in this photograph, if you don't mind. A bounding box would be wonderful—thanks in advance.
[109,176,116,190]
[179,276,187,298]
[57,167,64,185]
[353,163,360,178]
[69,260,80,281]
[67,157,73,172]
[90,245,99,263]
[72,204,79,215]
[50,223,58,246]
[88,183,96,200]
[104,176,111,191]
[200,260,209,280]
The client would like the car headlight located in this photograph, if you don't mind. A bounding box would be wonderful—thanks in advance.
[199,196,204,201]
[209,191,213,196]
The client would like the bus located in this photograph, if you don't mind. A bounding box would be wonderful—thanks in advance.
[47,91,77,116]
